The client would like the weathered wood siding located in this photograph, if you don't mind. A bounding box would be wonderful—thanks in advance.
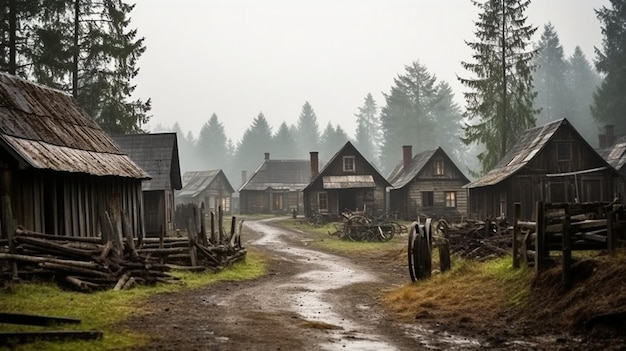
[4,169,144,238]
[240,190,303,214]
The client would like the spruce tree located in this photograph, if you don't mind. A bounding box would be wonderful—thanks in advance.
[591,0,626,136]
[235,112,274,175]
[197,113,231,171]
[295,101,320,156]
[272,122,297,159]
[459,0,537,174]
[354,93,381,166]
[567,46,602,144]
[533,23,572,125]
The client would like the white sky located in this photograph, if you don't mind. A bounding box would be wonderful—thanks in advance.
[131,0,609,143]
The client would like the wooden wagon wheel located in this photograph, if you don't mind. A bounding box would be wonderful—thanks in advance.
[407,222,419,282]
[408,221,433,281]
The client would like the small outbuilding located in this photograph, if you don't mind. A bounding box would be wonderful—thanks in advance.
[466,118,622,220]
[238,153,310,214]
[110,133,182,236]
[303,141,390,217]
[0,72,149,238]
[387,146,469,221]
[177,170,234,214]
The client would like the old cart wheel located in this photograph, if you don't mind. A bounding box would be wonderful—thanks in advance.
[378,225,395,242]
[407,222,419,282]
[421,218,433,279]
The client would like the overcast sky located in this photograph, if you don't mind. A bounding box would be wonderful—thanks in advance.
[131,0,609,143]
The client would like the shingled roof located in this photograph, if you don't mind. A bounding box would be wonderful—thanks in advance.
[466,118,612,189]
[178,170,234,198]
[386,147,469,189]
[0,72,148,178]
[239,159,310,192]
[599,136,626,172]
[110,133,182,191]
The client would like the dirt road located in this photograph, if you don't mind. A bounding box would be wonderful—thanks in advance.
[127,218,488,350]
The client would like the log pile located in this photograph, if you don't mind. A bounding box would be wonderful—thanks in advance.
[444,218,513,260]
[0,204,247,292]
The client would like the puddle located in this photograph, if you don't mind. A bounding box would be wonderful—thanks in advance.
[245,219,489,350]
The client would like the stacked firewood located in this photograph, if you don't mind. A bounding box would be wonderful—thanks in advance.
[0,208,247,292]
[0,228,175,292]
[445,218,512,260]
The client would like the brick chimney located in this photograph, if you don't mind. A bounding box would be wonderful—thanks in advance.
[605,125,615,146]
[599,134,607,149]
[264,152,270,161]
[402,145,412,169]
[310,151,319,180]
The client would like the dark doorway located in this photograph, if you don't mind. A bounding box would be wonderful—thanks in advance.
[338,189,357,212]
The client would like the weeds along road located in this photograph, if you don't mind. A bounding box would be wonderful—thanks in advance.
[128,218,481,351]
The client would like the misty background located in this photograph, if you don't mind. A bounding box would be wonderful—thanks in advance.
[131,1,609,186]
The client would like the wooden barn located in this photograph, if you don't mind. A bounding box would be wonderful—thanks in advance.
[177,170,234,214]
[238,153,310,214]
[302,141,390,217]
[110,133,182,236]
[387,146,469,221]
[0,72,149,238]
[466,118,622,221]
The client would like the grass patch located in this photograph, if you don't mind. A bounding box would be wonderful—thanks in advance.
[276,217,408,254]
[0,250,267,351]
[383,256,532,321]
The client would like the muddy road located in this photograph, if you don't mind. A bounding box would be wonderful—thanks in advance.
[126,218,539,350]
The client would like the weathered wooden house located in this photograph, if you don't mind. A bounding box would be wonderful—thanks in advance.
[387,146,469,221]
[177,170,234,214]
[239,153,310,214]
[110,133,182,236]
[466,118,622,221]
[0,72,149,238]
[302,141,390,217]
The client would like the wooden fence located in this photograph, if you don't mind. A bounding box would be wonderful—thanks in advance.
[513,201,625,285]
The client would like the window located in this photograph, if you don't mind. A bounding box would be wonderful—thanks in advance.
[221,197,231,212]
[557,142,572,161]
[433,159,445,176]
[445,191,457,208]
[318,192,328,212]
[422,191,434,207]
[343,156,355,172]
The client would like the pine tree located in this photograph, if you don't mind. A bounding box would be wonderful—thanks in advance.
[320,122,349,161]
[591,0,626,136]
[354,93,381,166]
[295,101,320,156]
[432,81,465,163]
[0,0,41,75]
[3,0,150,134]
[196,113,231,171]
[235,112,274,175]
[459,0,538,174]
[379,61,438,173]
[566,46,602,145]
[533,23,572,125]
[272,122,297,159]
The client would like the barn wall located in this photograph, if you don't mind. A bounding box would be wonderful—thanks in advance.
[3,169,145,238]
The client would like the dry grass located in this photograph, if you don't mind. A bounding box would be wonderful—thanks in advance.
[383,257,532,325]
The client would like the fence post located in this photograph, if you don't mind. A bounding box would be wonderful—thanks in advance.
[535,201,546,273]
[562,204,572,287]
[513,202,521,269]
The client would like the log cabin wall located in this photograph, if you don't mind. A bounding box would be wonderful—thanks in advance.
[5,169,144,238]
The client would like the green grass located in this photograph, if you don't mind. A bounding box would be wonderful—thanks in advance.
[0,250,267,351]
[276,217,408,253]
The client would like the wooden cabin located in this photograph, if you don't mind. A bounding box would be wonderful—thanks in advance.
[110,133,182,237]
[466,118,622,221]
[598,126,626,200]
[302,141,390,217]
[0,72,149,238]
[239,153,309,214]
[387,146,469,221]
[177,170,234,214]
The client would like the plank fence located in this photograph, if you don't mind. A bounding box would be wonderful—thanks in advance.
[513,201,626,285]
